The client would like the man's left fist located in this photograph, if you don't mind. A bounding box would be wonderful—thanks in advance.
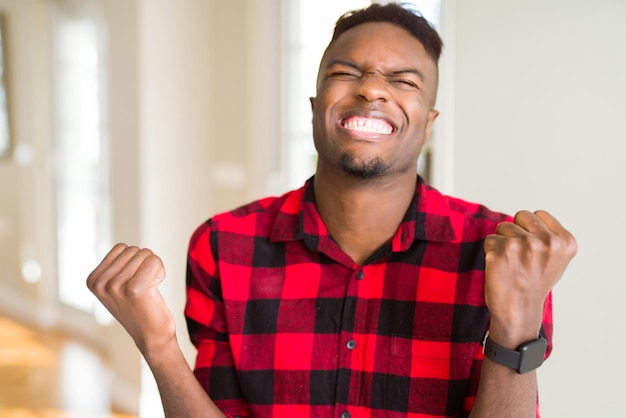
[483,210,577,343]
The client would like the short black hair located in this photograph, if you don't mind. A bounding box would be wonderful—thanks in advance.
[330,2,443,63]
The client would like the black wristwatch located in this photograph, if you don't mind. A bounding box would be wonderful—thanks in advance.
[483,334,547,374]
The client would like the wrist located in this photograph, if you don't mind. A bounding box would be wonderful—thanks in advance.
[487,318,542,349]
[139,335,181,366]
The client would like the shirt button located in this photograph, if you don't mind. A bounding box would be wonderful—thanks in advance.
[341,412,351,418]
[355,271,364,280]
[346,339,356,350]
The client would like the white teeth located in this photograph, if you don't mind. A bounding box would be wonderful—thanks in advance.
[343,117,393,134]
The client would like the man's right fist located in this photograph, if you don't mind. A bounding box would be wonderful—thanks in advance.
[86,243,176,354]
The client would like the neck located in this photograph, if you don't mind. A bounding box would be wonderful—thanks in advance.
[313,170,417,265]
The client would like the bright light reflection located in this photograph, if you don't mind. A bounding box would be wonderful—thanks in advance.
[21,259,43,284]
[54,13,111,316]
[59,342,112,413]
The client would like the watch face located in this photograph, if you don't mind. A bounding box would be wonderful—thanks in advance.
[518,338,547,374]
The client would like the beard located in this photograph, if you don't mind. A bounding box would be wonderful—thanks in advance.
[338,153,389,179]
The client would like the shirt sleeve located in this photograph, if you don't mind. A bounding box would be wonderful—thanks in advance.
[462,291,554,417]
[185,219,251,418]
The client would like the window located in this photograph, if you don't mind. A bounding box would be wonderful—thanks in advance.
[281,0,370,191]
[0,16,9,158]
[53,0,111,323]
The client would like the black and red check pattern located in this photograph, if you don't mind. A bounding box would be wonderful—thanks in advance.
[185,177,553,418]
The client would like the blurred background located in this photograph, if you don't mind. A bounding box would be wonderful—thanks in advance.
[0,0,624,417]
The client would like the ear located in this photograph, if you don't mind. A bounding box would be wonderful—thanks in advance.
[424,109,439,143]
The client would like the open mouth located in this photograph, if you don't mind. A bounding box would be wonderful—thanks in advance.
[341,116,395,135]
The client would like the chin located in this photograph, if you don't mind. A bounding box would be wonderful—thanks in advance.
[338,154,388,179]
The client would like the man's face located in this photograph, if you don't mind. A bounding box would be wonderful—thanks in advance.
[311,22,439,180]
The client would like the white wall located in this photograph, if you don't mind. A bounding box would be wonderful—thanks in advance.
[441,0,626,416]
[132,0,280,412]
[134,0,282,362]
[0,0,57,325]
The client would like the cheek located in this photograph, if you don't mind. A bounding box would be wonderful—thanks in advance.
[404,101,433,131]
[312,94,338,128]
[311,104,327,133]
[311,99,331,145]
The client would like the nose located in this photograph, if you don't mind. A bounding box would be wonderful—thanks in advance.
[355,72,389,102]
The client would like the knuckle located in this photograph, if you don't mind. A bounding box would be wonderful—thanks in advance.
[494,223,505,235]
[529,233,550,252]
[103,275,122,294]
[123,282,143,299]
[86,272,96,290]
[126,245,141,255]
[484,250,497,265]
[144,253,162,267]
[136,248,154,258]
[91,277,108,296]
[513,210,532,223]
[563,233,578,257]
[113,242,129,251]
[88,269,115,294]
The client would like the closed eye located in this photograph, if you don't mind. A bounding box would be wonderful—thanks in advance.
[389,78,419,90]
[328,71,360,79]
[324,59,362,81]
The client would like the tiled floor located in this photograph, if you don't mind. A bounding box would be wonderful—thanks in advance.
[0,315,136,418]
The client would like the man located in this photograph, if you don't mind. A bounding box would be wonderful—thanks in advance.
[87,3,576,417]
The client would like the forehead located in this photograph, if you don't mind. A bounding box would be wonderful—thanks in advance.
[322,22,436,73]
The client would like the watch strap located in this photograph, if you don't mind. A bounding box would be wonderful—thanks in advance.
[483,335,521,370]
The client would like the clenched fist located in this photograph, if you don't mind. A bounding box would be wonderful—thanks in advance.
[86,243,177,355]
[483,210,577,346]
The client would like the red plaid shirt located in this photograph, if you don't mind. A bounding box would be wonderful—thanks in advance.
[185,177,553,418]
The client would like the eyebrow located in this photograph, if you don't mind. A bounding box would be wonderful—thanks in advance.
[389,68,425,82]
[326,59,361,71]
[326,59,425,82]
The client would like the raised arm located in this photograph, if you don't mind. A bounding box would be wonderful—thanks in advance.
[470,210,577,417]
[87,243,225,418]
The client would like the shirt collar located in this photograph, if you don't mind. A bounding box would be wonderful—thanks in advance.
[270,176,457,249]
[392,177,458,251]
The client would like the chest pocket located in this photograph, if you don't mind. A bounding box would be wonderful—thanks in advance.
[388,336,477,380]
[366,336,478,416]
